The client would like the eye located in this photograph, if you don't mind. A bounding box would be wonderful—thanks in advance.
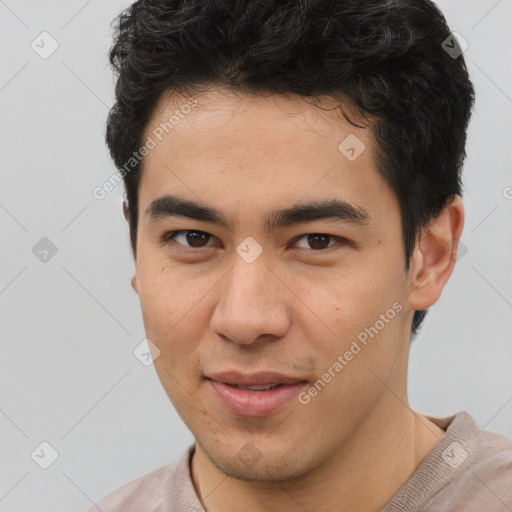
[162,231,347,252]
[163,230,216,248]
[293,233,345,251]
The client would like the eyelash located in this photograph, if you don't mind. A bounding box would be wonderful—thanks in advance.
[161,230,348,253]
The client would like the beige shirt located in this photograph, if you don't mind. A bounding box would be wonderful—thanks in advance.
[88,411,512,511]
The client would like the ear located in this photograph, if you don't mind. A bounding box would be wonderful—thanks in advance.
[407,195,465,311]
[131,274,139,294]
[123,200,130,222]
[123,201,139,293]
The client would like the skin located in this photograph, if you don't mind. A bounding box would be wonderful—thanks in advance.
[127,87,464,511]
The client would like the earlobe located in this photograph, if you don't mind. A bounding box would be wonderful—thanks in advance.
[131,274,139,294]
[123,201,130,222]
[407,195,465,310]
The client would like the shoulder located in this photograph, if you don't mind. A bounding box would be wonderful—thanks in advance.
[86,463,177,512]
[85,446,199,512]
[384,411,512,511]
[432,421,512,511]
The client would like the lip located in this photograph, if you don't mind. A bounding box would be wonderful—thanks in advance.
[207,371,307,418]
[207,371,306,387]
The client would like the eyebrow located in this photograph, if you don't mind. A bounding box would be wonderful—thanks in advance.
[146,194,371,231]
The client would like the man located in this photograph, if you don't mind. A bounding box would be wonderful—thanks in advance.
[89,0,512,510]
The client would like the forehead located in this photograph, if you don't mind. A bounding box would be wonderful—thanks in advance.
[138,87,396,227]
[145,87,370,153]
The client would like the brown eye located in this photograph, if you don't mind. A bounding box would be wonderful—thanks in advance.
[165,230,213,248]
[294,233,338,250]
[185,231,210,247]
[306,234,331,250]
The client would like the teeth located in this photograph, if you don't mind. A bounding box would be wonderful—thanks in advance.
[237,384,280,391]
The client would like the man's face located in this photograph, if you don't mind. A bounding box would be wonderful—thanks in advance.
[133,88,415,481]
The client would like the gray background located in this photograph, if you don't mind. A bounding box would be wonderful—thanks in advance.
[0,1,511,510]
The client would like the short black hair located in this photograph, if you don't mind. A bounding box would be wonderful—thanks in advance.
[106,0,475,337]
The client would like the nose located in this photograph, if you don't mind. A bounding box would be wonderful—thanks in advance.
[210,256,291,345]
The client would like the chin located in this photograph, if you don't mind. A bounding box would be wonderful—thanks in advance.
[198,437,318,483]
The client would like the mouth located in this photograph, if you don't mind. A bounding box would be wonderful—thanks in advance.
[206,371,308,418]
[223,383,284,391]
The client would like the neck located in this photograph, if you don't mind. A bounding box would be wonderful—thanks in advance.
[190,397,446,512]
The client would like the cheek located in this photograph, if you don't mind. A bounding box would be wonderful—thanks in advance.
[138,269,208,400]
[302,307,404,430]
[136,263,207,356]
[299,266,386,330]
[303,267,405,367]
[137,257,193,319]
